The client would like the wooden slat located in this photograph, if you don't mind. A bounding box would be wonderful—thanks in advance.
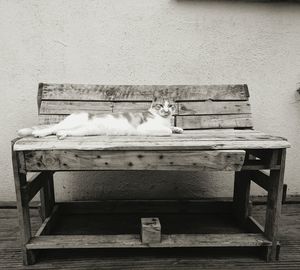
[58,200,234,214]
[176,114,253,129]
[23,150,246,171]
[38,115,67,125]
[13,131,291,151]
[39,101,153,115]
[26,233,271,250]
[178,101,251,115]
[39,101,113,114]
[39,84,249,102]
[113,101,152,112]
[265,149,286,261]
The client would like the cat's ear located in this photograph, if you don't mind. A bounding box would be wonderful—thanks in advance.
[151,97,157,108]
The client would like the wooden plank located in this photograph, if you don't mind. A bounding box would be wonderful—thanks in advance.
[178,101,251,115]
[176,114,253,129]
[23,150,245,171]
[39,101,113,114]
[11,140,36,265]
[13,130,291,151]
[39,172,55,221]
[249,170,270,191]
[264,149,286,261]
[38,115,66,125]
[40,84,249,101]
[58,200,234,214]
[40,101,152,115]
[26,233,271,249]
[113,101,152,112]
[233,171,251,226]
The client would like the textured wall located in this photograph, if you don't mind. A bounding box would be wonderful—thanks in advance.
[0,0,300,201]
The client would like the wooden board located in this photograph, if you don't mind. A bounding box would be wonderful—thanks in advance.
[39,101,152,115]
[23,150,246,171]
[178,101,251,115]
[39,84,249,102]
[176,114,253,129]
[26,233,271,249]
[13,130,290,151]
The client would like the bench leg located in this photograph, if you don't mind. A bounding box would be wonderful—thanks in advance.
[264,149,286,261]
[12,149,36,265]
[233,171,251,226]
[40,172,55,221]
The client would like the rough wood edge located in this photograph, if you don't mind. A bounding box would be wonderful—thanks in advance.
[26,233,272,250]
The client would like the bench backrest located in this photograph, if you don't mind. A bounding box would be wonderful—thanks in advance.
[37,83,252,129]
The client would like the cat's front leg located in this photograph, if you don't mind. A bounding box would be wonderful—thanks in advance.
[32,127,55,137]
[171,126,183,134]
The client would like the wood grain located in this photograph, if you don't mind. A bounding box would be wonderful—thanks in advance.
[26,233,271,250]
[23,150,246,171]
[176,114,253,129]
[178,101,251,115]
[14,130,291,151]
[39,84,249,102]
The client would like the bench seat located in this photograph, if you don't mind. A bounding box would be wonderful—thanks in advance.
[14,129,290,151]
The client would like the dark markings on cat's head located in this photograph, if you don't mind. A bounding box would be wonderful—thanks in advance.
[123,112,132,122]
[150,98,176,118]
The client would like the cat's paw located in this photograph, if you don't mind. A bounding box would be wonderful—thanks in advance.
[171,127,183,134]
[56,130,67,140]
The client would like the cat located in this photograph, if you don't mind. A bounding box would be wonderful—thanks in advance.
[17,99,184,139]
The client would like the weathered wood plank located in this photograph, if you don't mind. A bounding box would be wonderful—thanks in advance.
[26,233,271,250]
[178,101,251,115]
[40,84,249,102]
[11,141,36,265]
[113,101,152,112]
[39,101,153,115]
[39,172,55,221]
[13,130,291,151]
[23,150,246,171]
[233,171,251,226]
[176,114,253,129]
[38,115,67,125]
[265,149,286,261]
[39,101,113,114]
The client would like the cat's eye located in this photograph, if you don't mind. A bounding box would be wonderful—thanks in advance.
[155,104,163,109]
[168,104,175,108]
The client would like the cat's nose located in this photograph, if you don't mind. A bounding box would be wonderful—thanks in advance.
[164,108,169,113]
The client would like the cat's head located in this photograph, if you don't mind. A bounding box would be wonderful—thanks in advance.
[150,98,176,118]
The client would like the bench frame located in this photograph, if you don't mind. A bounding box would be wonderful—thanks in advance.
[12,84,288,265]
[12,143,286,264]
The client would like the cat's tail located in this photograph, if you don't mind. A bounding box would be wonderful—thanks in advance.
[17,128,33,137]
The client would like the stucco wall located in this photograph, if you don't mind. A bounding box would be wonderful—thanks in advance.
[0,0,300,201]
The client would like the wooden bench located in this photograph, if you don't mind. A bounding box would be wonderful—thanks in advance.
[12,83,290,265]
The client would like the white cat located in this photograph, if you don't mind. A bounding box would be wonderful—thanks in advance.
[17,99,183,139]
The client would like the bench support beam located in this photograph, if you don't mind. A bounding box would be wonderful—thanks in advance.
[264,149,286,261]
[12,142,36,265]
